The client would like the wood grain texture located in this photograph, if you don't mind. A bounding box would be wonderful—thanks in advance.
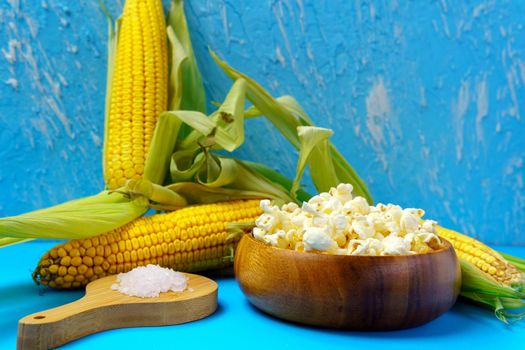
[17,273,217,349]
[234,234,461,330]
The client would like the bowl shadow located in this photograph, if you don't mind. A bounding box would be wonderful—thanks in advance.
[243,298,491,339]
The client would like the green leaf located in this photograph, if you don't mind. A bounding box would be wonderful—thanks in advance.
[244,95,312,125]
[167,0,206,113]
[177,79,247,152]
[226,221,255,244]
[200,155,294,203]
[211,50,373,203]
[500,252,525,273]
[210,50,302,148]
[291,126,334,199]
[165,182,283,206]
[197,156,238,188]
[153,78,294,205]
[302,128,340,193]
[144,113,182,185]
[166,26,188,111]
[224,158,294,203]
[170,149,205,182]
[122,179,187,208]
[461,292,525,323]
[168,153,295,207]
[242,160,312,202]
[460,259,524,298]
[166,109,244,153]
[0,192,148,240]
[101,12,121,187]
[0,237,32,248]
[458,258,525,323]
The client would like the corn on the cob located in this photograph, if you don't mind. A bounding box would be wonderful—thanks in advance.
[104,0,168,189]
[33,200,262,289]
[437,226,523,286]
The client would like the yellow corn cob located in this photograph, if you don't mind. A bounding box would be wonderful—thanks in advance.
[33,200,262,289]
[437,226,523,286]
[104,0,168,189]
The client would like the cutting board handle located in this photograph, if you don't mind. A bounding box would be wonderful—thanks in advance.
[18,296,114,349]
[17,274,218,349]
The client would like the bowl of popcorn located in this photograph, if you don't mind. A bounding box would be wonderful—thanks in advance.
[234,184,461,330]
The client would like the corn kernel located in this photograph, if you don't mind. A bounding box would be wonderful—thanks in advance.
[32,200,263,289]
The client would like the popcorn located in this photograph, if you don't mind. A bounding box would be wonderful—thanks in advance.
[252,184,442,256]
[422,219,437,232]
[252,227,266,241]
[291,214,308,228]
[384,205,402,222]
[367,212,387,233]
[303,227,339,252]
[255,213,279,232]
[263,230,288,249]
[381,234,411,255]
[302,201,320,216]
[330,213,348,231]
[352,216,375,239]
[282,202,299,213]
[259,199,275,213]
[400,210,420,234]
[329,183,354,204]
[349,238,383,256]
[312,214,329,228]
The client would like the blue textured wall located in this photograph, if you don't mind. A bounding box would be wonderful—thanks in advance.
[1,0,524,245]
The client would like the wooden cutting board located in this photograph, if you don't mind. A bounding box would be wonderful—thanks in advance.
[17,273,218,349]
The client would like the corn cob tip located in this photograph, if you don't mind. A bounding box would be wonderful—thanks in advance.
[437,226,524,287]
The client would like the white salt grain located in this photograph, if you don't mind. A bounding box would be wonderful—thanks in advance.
[111,264,188,298]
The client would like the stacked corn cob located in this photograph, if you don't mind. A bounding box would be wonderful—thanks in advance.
[104,0,168,189]
[34,200,262,288]
[33,0,264,288]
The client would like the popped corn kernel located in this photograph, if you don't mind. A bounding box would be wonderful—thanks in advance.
[252,184,443,256]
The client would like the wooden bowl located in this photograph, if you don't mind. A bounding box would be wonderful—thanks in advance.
[234,234,461,330]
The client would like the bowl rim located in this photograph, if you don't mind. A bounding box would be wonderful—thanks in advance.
[241,233,454,260]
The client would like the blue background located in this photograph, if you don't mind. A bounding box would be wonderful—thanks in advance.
[1,0,524,244]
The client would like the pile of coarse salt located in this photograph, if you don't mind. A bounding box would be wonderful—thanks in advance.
[111,264,188,298]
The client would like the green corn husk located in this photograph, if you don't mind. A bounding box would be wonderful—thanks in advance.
[173,78,247,152]
[143,113,182,186]
[167,0,206,114]
[155,71,368,206]
[210,51,373,204]
[153,78,296,206]
[459,257,525,323]
[291,126,336,199]
[500,252,525,272]
[0,192,148,245]
[0,237,32,248]
[100,7,119,184]
[242,160,312,203]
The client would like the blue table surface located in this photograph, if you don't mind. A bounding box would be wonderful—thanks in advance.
[2,241,525,349]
